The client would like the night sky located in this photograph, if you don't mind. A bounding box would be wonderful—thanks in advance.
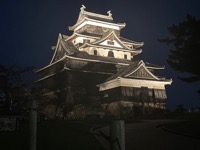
[1,0,200,111]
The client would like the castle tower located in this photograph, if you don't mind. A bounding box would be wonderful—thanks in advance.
[36,5,172,119]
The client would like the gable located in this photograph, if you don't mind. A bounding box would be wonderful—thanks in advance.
[50,34,77,64]
[51,44,65,63]
[99,39,123,48]
[127,66,154,79]
[125,63,159,80]
[92,31,130,50]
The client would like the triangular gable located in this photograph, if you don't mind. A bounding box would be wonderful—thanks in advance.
[77,12,83,22]
[92,30,131,50]
[50,33,63,64]
[50,34,76,64]
[124,61,159,80]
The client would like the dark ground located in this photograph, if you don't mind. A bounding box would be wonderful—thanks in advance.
[0,119,105,150]
[0,113,200,150]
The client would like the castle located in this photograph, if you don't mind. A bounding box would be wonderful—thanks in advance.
[36,5,172,119]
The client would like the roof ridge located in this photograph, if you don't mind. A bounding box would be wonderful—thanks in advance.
[80,5,113,20]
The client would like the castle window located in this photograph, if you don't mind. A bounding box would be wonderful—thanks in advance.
[124,54,127,59]
[107,40,114,45]
[94,50,97,55]
[154,89,167,99]
[108,51,114,57]
[83,39,90,43]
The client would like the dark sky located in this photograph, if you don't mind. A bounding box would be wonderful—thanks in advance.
[0,0,200,110]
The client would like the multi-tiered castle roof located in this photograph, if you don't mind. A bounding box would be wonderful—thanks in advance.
[36,5,172,117]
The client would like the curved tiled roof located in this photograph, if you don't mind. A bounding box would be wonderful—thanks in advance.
[145,62,165,69]
[105,61,140,81]
[73,51,133,64]
[120,37,144,47]
[105,60,167,82]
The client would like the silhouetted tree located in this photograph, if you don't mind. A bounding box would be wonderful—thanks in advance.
[36,89,54,119]
[158,15,200,86]
[37,89,65,119]
[175,104,186,113]
[0,64,35,115]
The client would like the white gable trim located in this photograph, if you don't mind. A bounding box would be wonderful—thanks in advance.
[79,43,136,53]
[92,30,131,50]
[50,33,63,64]
[125,61,159,80]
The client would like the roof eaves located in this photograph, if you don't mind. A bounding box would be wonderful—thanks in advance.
[35,73,56,82]
[124,61,160,80]
[35,56,67,73]
[83,9,113,20]
[86,17,126,28]
[120,37,144,46]
[50,33,63,64]
[145,62,165,69]
[68,17,86,31]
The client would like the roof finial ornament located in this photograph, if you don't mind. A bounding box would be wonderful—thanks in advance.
[107,10,112,17]
[80,4,86,12]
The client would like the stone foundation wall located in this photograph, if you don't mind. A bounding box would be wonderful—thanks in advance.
[66,100,167,119]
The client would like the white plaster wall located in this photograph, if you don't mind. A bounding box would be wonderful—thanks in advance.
[120,78,167,89]
[84,48,131,60]
[79,47,90,54]
[84,47,131,60]
[74,37,96,45]
[74,37,83,44]
[100,40,122,48]
[96,48,107,56]
[74,37,132,60]
[112,51,131,59]
[88,47,97,55]
[99,78,170,91]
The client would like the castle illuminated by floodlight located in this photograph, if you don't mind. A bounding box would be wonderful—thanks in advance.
[36,5,172,119]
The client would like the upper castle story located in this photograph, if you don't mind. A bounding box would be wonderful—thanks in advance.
[62,5,144,61]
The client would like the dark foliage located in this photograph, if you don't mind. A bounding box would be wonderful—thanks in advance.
[0,64,35,115]
[158,15,200,83]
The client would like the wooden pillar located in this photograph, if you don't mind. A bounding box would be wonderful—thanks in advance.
[66,73,74,103]
[110,120,125,150]
[29,100,37,150]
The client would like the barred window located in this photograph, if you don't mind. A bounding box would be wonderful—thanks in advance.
[124,54,127,59]
[121,87,136,97]
[134,88,141,97]
[83,39,90,43]
[94,50,97,55]
[122,87,126,96]
[154,89,167,99]
[107,40,114,45]
[108,51,114,57]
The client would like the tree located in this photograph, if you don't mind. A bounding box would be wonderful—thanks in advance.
[0,64,35,115]
[158,15,200,86]
[174,104,186,113]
